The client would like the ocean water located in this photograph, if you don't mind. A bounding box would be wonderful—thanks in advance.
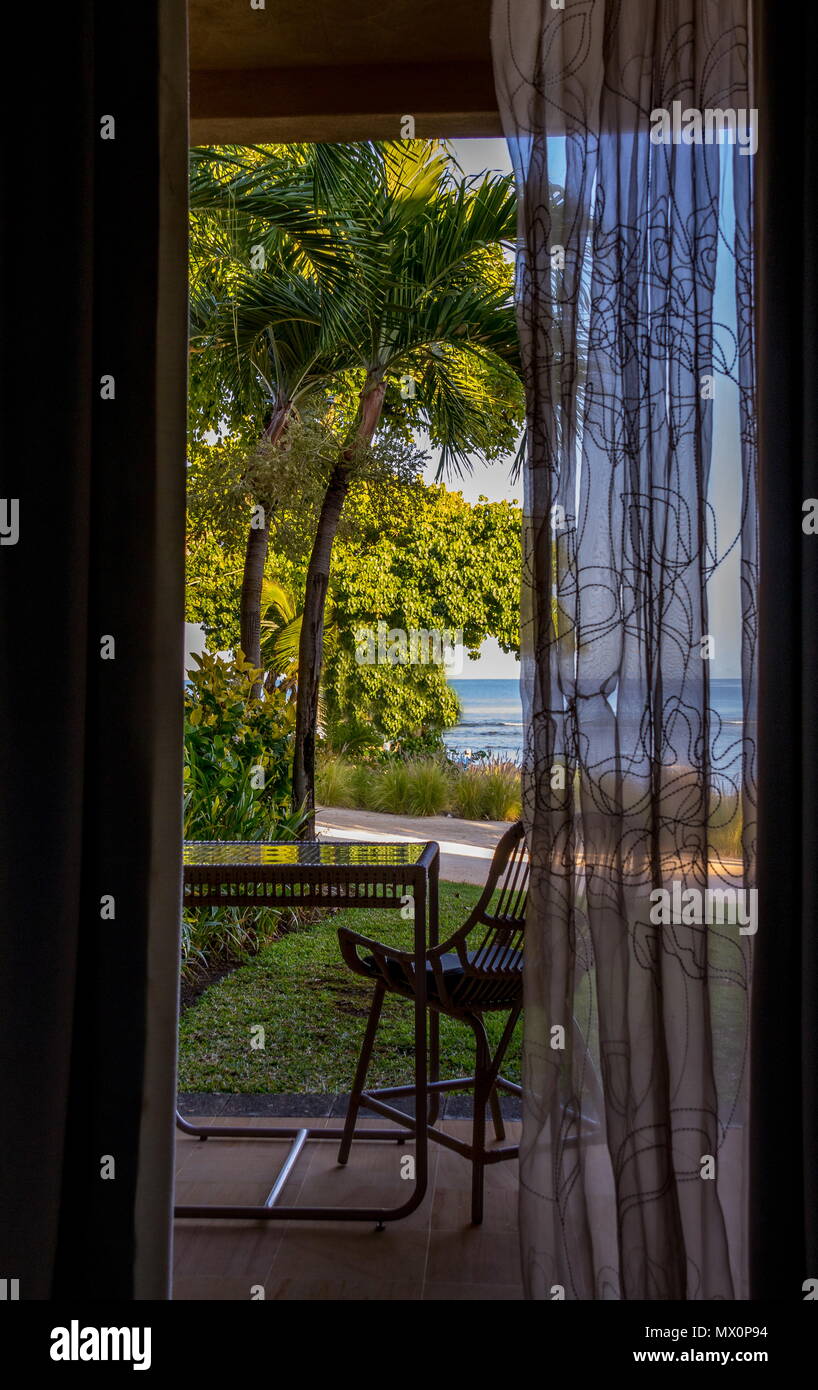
[443,677,745,766]
[444,678,523,761]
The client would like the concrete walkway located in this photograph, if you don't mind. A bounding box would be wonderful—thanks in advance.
[315,806,509,884]
[315,808,745,886]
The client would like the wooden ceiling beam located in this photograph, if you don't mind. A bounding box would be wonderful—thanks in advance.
[190,61,502,143]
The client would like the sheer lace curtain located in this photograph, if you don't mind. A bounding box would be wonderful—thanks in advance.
[492,0,756,1298]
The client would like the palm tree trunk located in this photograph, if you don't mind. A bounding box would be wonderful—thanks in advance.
[292,458,351,826]
[238,402,290,694]
[293,375,385,833]
[239,522,268,671]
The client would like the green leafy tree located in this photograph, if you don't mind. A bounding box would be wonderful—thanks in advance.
[190,143,526,827]
[190,143,372,680]
[185,467,522,753]
[323,479,522,748]
[194,143,523,824]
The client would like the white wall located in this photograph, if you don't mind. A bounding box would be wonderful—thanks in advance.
[183,621,207,678]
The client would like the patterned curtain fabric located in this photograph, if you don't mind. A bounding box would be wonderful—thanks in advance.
[492,0,756,1298]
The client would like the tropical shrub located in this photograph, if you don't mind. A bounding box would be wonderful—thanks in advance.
[182,649,304,977]
[351,761,378,809]
[184,649,298,839]
[315,754,358,809]
[368,760,412,815]
[451,759,521,822]
[315,752,521,822]
[405,759,453,816]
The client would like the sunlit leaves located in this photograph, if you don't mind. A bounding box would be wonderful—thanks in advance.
[189,139,525,466]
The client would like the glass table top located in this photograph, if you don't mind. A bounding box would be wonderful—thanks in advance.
[183,840,429,868]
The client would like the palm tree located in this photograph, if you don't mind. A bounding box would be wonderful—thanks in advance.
[288,145,521,827]
[190,145,357,676]
[258,577,338,701]
[191,142,523,829]
[191,260,348,682]
[189,189,345,672]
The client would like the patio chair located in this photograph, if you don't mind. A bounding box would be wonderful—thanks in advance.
[336,819,528,1224]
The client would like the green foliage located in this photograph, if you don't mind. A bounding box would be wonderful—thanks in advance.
[184,414,429,656]
[366,760,412,814]
[315,755,359,809]
[334,478,521,655]
[315,753,521,822]
[258,577,339,697]
[450,759,522,822]
[186,433,256,541]
[350,762,378,807]
[184,649,300,838]
[181,907,286,983]
[189,139,525,476]
[182,650,306,978]
[186,471,523,749]
[185,532,243,651]
[403,759,453,816]
[320,477,521,747]
[186,140,526,762]
[324,652,459,752]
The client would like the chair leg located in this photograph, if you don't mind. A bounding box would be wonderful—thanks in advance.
[469,1021,490,1225]
[467,1004,523,1219]
[489,1083,505,1142]
[487,1002,523,1143]
[338,981,385,1165]
[427,1010,440,1126]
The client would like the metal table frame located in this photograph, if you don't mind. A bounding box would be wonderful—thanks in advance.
[175,838,439,1226]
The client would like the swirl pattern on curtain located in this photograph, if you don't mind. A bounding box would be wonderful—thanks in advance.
[492,0,757,1299]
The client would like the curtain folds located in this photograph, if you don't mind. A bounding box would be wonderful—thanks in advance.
[0,3,187,1297]
[492,0,756,1298]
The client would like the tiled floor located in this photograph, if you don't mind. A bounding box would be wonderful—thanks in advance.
[173,1114,524,1301]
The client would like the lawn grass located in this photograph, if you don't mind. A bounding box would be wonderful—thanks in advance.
[177,880,524,1094]
[177,880,748,1112]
